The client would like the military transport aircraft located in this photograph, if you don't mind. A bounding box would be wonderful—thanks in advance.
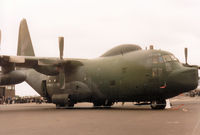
[0,19,199,109]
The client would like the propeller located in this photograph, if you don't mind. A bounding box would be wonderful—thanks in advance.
[59,37,64,60]
[184,48,188,65]
[58,36,65,89]
[184,47,200,69]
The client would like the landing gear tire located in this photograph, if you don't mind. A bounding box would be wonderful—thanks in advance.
[93,100,114,108]
[104,101,114,108]
[56,102,74,109]
[151,100,166,110]
[93,102,103,107]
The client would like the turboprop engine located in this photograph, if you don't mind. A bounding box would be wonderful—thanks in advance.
[0,70,26,85]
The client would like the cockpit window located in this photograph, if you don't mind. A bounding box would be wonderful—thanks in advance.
[170,55,179,61]
[150,53,163,64]
[162,55,178,62]
[162,55,172,62]
[158,56,164,63]
[148,53,178,64]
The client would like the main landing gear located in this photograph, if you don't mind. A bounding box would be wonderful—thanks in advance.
[55,98,75,109]
[150,99,166,110]
[93,100,114,108]
[56,102,74,109]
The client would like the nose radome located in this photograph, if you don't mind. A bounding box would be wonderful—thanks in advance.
[167,67,198,92]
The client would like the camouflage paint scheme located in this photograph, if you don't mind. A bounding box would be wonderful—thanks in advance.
[0,19,198,109]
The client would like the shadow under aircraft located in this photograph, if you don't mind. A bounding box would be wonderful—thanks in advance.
[0,19,199,109]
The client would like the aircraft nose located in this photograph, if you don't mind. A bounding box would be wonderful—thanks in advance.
[167,67,198,92]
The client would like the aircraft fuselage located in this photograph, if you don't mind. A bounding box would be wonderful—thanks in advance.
[34,49,198,106]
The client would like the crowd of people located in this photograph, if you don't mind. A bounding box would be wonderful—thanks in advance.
[186,90,200,97]
[0,96,46,104]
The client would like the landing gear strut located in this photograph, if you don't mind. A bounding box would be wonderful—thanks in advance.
[104,100,114,107]
[150,99,166,110]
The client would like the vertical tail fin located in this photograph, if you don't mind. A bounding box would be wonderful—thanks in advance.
[17,19,35,56]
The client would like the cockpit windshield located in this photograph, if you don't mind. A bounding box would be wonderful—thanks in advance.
[149,53,179,64]
[162,55,179,62]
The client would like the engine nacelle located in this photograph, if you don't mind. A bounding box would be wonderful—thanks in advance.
[0,70,26,85]
[34,66,59,76]
[65,81,92,102]
[43,77,92,104]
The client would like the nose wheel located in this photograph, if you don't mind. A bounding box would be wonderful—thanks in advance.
[151,99,166,110]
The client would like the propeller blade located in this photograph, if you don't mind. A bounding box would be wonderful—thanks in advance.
[59,67,65,89]
[184,48,188,65]
[59,37,64,60]
[58,37,65,89]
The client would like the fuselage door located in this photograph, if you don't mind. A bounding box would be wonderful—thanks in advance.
[146,53,164,92]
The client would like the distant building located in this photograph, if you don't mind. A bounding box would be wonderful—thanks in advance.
[0,67,16,99]
[0,85,15,98]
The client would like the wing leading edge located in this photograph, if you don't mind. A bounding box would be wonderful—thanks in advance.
[0,55,83,75]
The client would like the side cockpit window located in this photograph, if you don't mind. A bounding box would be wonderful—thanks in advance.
[147,53,164,65]
[158,56,164,63]
[162,55,172,62]
[170,55,179,61]
[151,53,163,64]
[152,56,158,64]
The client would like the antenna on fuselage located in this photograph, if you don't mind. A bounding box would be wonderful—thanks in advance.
[149,45,154,50]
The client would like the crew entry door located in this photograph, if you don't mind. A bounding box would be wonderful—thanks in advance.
[146,53,164,92]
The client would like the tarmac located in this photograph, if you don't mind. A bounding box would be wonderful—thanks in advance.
[1,96,200,135]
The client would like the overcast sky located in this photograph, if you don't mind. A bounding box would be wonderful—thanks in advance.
[0,0,200,96]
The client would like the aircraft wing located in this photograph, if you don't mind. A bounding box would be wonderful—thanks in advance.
[0,55,83,75]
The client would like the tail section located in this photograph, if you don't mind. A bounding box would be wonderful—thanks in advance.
[17,19,35,56]
[17,19,45,96]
